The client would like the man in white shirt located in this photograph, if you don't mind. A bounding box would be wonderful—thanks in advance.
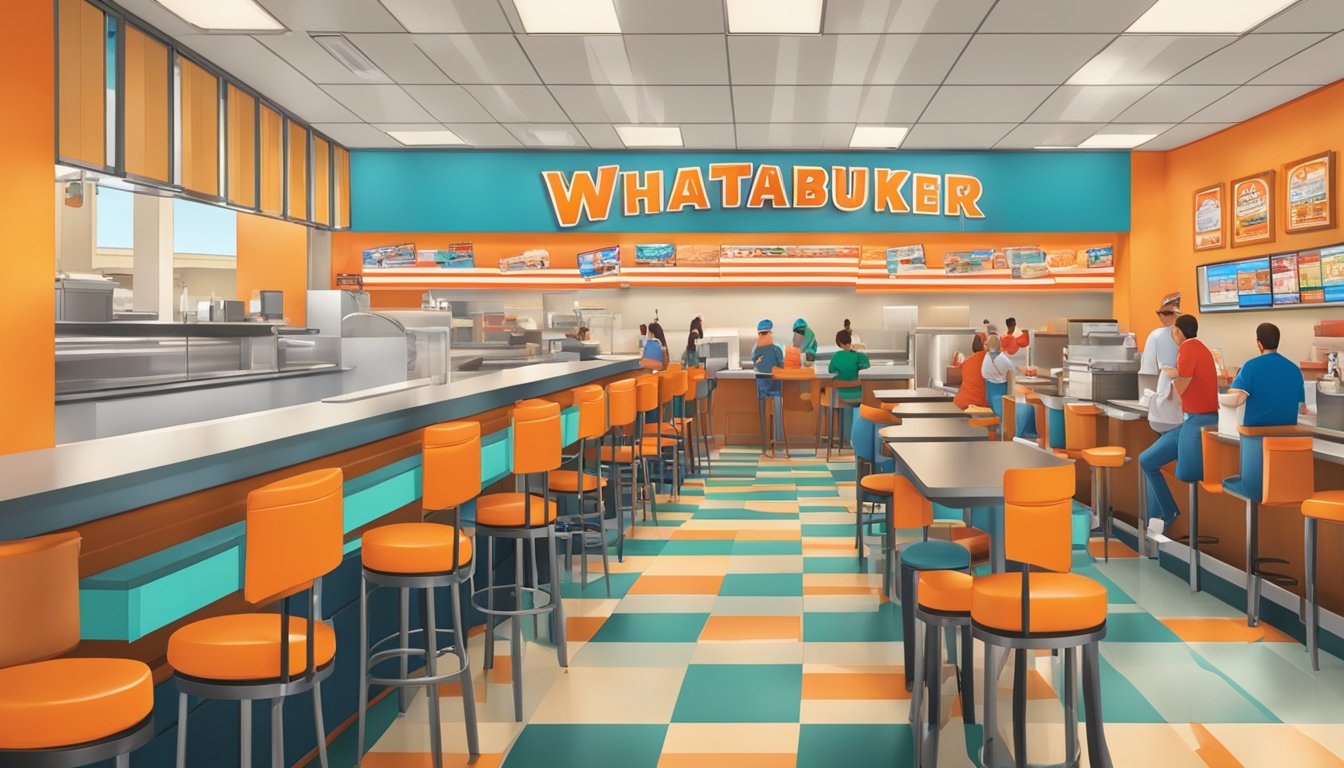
[1141,298,1181,378]
[1138,297,1183,541]
[981,335,1017,421]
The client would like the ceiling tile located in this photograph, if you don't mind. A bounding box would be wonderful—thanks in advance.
[177,35,360,123]
[321,84,435,122]
[1029,85,1152,122]
[727,34,966,85]
[979,0,1154,32]
[549,85,734,123]
[1114,84,1236,123]
[442,123,523,147]
[921,85,1056,122]
[1188,84,1319,122]
[680,124,738,148]
[902,123,1017,149]
[995,123,1105,149]
[734,124,857,149]
[310,122,402,148]
[518,35,728,85]
[503,124,588,148]
[377,0,513,32]
[258,33,387,85]
[614,0,726,32]
[824,0,995,33]
[1250,32,1344,84]
[947,34,1113,85]
[576,123,625,149]
[464,85,569,122]
[401,85,496,122]
[345,34,452,83]
[1069,35,1236,85]
[255,0,405,33]
[1254,0,1344,33]
[1137,123,1234,150]
[731,85,935,123]
[1167,33,1327,84]
[416,35,540,84]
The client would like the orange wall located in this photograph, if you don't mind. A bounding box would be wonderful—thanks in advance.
[237,213,308,326]
[1126,81,1344,362]
[2,0,55,454]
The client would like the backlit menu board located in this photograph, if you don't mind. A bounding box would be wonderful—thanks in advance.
[1197,243,1344,312]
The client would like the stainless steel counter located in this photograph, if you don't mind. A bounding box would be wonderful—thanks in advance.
[715,363,914,380]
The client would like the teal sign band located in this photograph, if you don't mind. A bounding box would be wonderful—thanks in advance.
[351,150,1131,234]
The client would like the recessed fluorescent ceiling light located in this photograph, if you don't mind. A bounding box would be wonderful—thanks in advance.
[1127,0,1298,34]
[312,35,386,81]
[616,126,683,147]
[849,126,908,148]
[1034,145,1077,150]
[1078,132,1158,149]
[727,0,824,33]
[512,0,620,33]
[387,129,465,146]
[154,0,284,31]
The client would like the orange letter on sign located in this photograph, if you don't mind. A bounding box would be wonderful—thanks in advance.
[708,163,753,208]
[873,169,910,213]
[912,173,940,215]
[792,166,829,209]
[543,166,619,228]
[944,174,985,218]
[831,166,869,212]
[747,164,791,208]
[667,167,711,212]
[622,170,664,216]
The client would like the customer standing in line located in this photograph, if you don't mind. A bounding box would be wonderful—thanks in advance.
[1220,323,1307,499]
[752,320,786,450]
[981,334,1017,420]
[1137,297,1184,538]
[1143,314,1219,536]
[640,321,668,371]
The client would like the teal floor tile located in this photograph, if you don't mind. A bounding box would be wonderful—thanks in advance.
[804,556,864,574]
[672,664,802,722]
[619,539,667,556]
[1080,650,1166,723]
[1075,565,1136,605]
[793,477,842,486]
[800,504,851,513]
[560,572,641,599]
[501,725,667,768]
[803,605,902,642]
[797,724,914,768]
[693,509,799,521]
[1102,612,1181,642]
[661,540,737,555]
[802,523,859,537]
[587,613,709,643]
[831,469,857,482]
[731,540,804,555]
[720,572,804,597]
[654,503,702,512]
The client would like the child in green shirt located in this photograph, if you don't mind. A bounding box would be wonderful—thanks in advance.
[827,329,870,401]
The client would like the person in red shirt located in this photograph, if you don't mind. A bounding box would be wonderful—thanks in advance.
[954,337,989,410]
[1000,316,1030,357]
[1143,314,1219,536]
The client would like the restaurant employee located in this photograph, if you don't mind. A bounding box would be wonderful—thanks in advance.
[1220,322,1307,499]
[1143,314,1218,536]
[953,336,989,410]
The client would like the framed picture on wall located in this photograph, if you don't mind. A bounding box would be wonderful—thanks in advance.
[1284,150,1336,234]
[1193,183,1225,251]
[1231,170,1276,248]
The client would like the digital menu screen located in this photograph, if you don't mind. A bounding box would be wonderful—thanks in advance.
[1299,250,1324,303]
[1198,243,1344,312]
[1323,245,1344,303]
[1271,253,1299,305]
[577,246,621,279]
[1235,257,1271,308]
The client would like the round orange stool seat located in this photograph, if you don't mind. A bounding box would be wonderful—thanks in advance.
[548,470,607,493]
[1081,446,1126,468]
[168,614,336,681]
[640,436,679,451]
[0,658,153,749]
[859,473,897,493]
[475,493,558,527]
[362,523,472,574]
[968,416,1000,429]
[972,572,1107,634]
[1304,491,1344,522]
[948,526,992,563]
[918,570,973,613]
[596,445,636,464]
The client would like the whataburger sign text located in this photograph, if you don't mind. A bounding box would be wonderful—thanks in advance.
[541,164,986,228]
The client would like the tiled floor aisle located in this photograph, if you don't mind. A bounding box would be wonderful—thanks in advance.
[357,448,1344,768]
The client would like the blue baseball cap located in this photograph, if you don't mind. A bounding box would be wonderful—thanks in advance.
[757,319,773,332]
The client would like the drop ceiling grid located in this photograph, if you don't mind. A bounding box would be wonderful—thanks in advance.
[116,0,1344,150]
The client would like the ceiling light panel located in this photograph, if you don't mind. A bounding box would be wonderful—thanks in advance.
[154,0,283,31]
[1128,0,1300,34]
[726,0,824,34]
[1078,131,1160,148]
[849,125,908,148]
[386,128,465,146]
[512,0,621,33]
[616,125,684,147]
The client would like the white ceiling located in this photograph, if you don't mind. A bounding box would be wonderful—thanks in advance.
[114,0,1344,150]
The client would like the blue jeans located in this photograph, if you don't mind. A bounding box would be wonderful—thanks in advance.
[1140,412,1217,525]
[985,380,1008,420]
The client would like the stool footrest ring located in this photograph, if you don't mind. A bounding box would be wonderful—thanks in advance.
[471,584,555,616]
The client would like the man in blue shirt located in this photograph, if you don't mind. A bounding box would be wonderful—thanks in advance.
[1222,323,1307,500]
[752,320,785,452]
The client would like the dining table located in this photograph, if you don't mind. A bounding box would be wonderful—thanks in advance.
[873,387,954,403]
[886,401,972,419]
[879,420,989,444]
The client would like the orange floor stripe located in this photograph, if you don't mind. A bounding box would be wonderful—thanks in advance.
[1026,669,1057,699]
[670,529,740,540]
[1088,538,1139,559]
[1161,618,1296,643]
[1190,724,1244,768]
[700,615,802,641]
[566,615,608,642]
[736,529,803,541]
[802,585,880,596]
[802,671,909,700]
[657,755,796,768]
[360,753,503,767]
[627,574,726,595]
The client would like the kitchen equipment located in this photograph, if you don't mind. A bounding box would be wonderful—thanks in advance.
[55,277,115,322]
[207,299,246,323]
[1318,380,1344,431]
[1063,319,1140,401]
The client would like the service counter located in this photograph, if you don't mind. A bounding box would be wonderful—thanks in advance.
[0,356,641,765]
[712,364,914,446]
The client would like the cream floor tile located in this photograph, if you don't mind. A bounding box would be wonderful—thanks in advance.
[529,666,688,724]
[568,641,699,668]
[803,572,884,587]
[661,723,801,753]
[803,595,883,613]
[562,598,621,618]
[726,555,805,573]
[711,596,805,616]
[614,594,718,614]
[681,519,799,531]
[803,641,905,666]
[641,555,731,576]
[799,512,858,524]
[369,719,523,755]
[800,698,909,724]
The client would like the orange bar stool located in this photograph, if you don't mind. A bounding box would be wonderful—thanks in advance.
[856,404,901,581]
[0,532,153,768]
[771,367,819,458]
[817,378,862,460]
[1063,404,1130,562]
[170,468,344,768]
[1000,392,1017,441]
[472,399,567,722]
[551,385,612,595]
[973,464,1112,768]
[356,422,480,767]
[1174,427,1230,593]
[1304,489,1344,670]
[912,568,976,767]
[968,414,1001,441]
[596,378,642,558]
[684,367,711,475]
[1223,429,1314,627]
[636,376,674,522]
[1025,393,1052,451]
[640,372,683,501]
